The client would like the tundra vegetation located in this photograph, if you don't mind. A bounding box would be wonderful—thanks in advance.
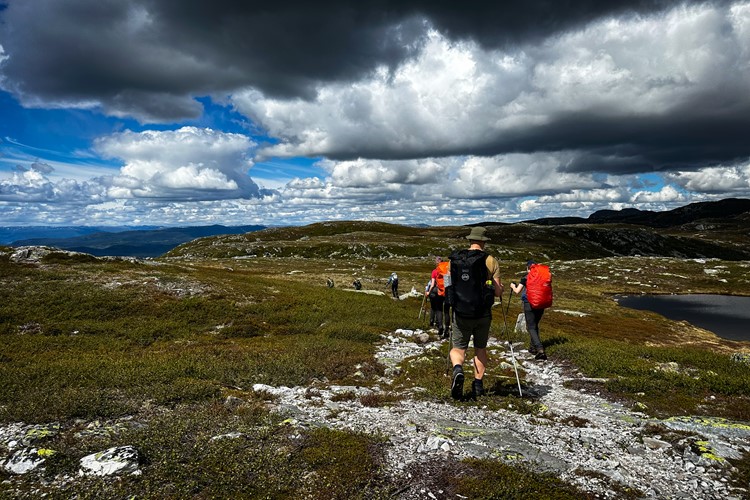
[1,219,749,498]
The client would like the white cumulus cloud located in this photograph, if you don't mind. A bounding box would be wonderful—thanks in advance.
[95,126,271,200]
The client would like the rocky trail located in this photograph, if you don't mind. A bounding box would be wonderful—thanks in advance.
[255,328,750,499]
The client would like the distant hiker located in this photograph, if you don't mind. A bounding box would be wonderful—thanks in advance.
[445,227,503,400]
[426,256,450,338]
[385,272,399,299]
[352,279,362,290]
[510,260,553,361]
[326,277,334,288]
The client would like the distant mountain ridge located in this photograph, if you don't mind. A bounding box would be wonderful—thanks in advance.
[526,198,750,227]
[5,198,750,260]
[0,226,161,245]
[10,225,266,258]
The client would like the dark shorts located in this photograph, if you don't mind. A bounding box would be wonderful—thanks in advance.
[451,314,491,350]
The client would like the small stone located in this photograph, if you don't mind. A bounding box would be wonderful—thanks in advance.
[224,396,245,408]
[643,437,672,450]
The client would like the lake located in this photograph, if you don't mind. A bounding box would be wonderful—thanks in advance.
[615,294,750,342]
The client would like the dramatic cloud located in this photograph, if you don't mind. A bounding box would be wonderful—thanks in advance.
[94,126,270,200]
[240,3,750,174]
[1,0,749,226]
[0,1,731,121]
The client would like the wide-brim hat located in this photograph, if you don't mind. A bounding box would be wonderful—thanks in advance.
[465,226,491,242]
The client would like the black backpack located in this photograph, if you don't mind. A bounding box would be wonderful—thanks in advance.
[446,249,494,318]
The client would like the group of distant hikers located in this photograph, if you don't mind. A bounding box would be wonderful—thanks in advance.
[332,225,553,401]
[428,226,553,400]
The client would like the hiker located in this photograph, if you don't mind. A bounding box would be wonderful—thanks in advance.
[425,280,435,326]
[352,279,362,290]
[510,260,548,361]
[446,226,503,400]
[326,277,334,288]
[385,272,399,299]
[426,256,450,338]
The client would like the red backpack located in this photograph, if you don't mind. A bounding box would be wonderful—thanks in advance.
[526,264,553,309]
[435,261,450,296]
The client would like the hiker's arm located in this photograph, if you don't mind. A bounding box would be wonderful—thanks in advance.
[493,277,503,297]
[510,282,523,294]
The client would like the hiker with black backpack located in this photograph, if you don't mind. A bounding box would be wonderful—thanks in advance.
[445,227,504,400]
[426,256,450,338]
[510,260,553,361]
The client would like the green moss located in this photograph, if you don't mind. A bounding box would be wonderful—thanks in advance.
[555,337,750,419]
[454,458,594,499]
[293,428,389,498]
[359,392,401,407]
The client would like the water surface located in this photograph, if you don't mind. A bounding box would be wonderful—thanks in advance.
[616,294,750,341]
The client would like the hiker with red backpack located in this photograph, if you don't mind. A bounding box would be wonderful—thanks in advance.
[426,256,451,339]
[445,227,504,400]
[510,260,553,361]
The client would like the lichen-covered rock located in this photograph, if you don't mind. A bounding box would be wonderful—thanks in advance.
[3,448,45,474]
[79,446,141,476]
[9,246,93,264]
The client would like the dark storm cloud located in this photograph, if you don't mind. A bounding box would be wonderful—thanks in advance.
[0,0,717,122]
[402,0,722,48]
[290,101,750,176]
[0,0,421,120]
[473,106,750,175]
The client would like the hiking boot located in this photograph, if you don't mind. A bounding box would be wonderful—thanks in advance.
[451,366,464,400]
[528,346,538,355]
[472,378,484,398]
[438,328,444,338]
[535,351,548,361]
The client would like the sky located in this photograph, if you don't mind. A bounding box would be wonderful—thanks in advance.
[1,0,749,227]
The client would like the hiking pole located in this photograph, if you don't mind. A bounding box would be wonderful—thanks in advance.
[498,289,523,397]
[418,291,427,320]
[445,308,455,375]
[505,282,513,319]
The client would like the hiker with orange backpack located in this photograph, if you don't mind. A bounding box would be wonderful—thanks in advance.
[426,256,451,338]
[510,260,553,361]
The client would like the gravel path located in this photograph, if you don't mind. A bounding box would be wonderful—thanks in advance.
[254,328,750,499]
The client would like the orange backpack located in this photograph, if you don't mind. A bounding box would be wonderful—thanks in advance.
[436,261,450,296]
[526,264,553,309]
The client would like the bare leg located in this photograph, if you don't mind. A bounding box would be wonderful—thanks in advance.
[449,348,465,367]
[473,348,488,379]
